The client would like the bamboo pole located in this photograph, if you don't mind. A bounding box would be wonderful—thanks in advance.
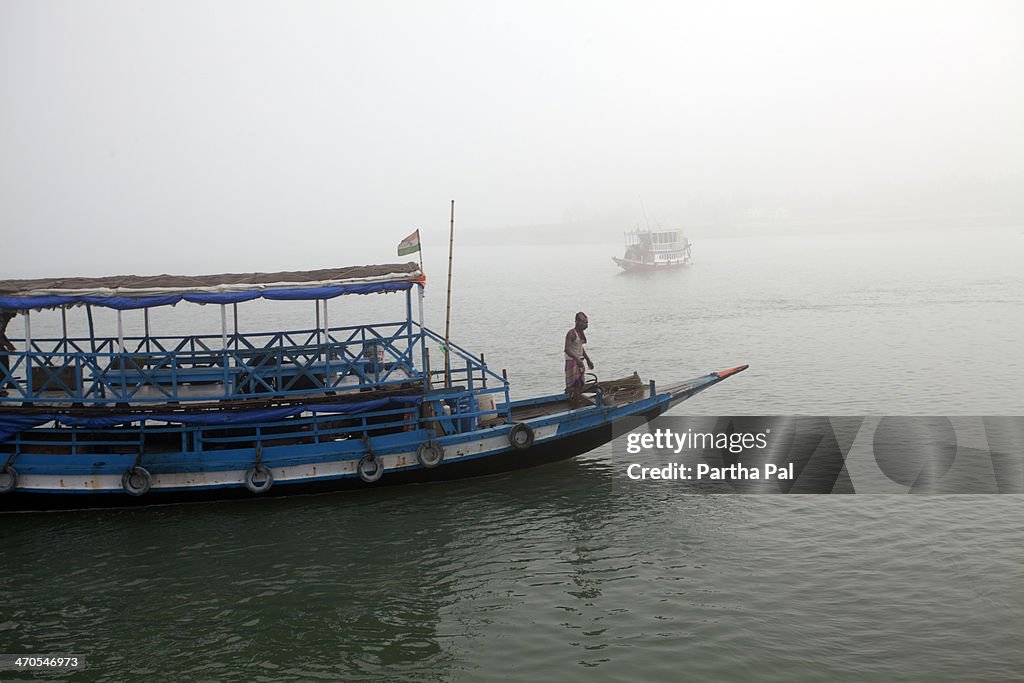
[443,200,454,387]
[415,230,427,391]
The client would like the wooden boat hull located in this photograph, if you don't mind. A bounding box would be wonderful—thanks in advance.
[0,367,747,512]
[0,416,618,511]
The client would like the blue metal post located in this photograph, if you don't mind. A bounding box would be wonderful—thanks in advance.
[22,312,33,400]
[417,283,428,390]
[405,288,414,378]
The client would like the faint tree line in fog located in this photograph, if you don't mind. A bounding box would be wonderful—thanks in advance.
[541,173,1024,240]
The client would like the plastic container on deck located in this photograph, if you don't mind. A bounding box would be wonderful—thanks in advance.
[476,394,498,426]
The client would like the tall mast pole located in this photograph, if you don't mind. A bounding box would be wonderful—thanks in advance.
[443,200,454,387]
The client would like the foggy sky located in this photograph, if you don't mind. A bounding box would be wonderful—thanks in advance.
[2,1,1022,277]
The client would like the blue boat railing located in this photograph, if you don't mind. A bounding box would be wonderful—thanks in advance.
[1,405,425,462]
[415,325,508,390]
[1,322,413,406]
[0,322,512,411]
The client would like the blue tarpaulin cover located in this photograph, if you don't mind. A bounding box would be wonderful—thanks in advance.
[0,395,422,443]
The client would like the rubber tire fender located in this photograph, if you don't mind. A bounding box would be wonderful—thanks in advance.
[509,422,535,450]
[244,464,274,494]
[122,466,152,497]
[416,442,444,468]
[358,455,383,483]
[0,465,17,494]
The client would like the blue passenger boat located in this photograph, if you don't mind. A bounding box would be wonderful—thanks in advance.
[0,263,746,511]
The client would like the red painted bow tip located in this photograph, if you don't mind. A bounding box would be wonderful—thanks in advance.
[715,364,749,379]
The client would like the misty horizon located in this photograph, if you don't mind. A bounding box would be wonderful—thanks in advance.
[2,1,1022,276]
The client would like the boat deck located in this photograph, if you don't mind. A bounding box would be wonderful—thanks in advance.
[509,397,587,421]
[507,376,648,421]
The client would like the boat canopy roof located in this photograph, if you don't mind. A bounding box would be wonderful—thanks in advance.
[625,228,682,237]
[0,263,424,311]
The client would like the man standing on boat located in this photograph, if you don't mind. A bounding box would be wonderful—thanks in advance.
[565,312,594,405]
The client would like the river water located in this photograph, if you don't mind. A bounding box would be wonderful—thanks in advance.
[3,226,1023,681]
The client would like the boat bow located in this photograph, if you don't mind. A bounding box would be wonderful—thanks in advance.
[661,364,749,409]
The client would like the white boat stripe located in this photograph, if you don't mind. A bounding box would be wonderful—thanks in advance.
[14,423,561,492]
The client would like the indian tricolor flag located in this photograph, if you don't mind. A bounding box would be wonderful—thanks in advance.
[397,229,421,256]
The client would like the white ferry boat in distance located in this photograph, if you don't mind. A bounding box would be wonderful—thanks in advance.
[613,228,692,271]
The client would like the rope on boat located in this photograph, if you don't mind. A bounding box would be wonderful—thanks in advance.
[581,373,646,406]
